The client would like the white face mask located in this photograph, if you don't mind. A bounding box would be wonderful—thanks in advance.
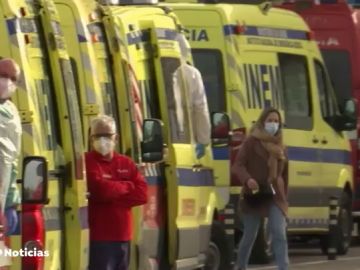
[93,137,115,156]
[264,122,279,136]
[0,77,17,99]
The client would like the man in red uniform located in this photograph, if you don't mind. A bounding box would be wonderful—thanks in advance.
[86,115,148,270]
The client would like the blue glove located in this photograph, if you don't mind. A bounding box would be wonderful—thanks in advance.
[5,208,18,236]
[195,144,206,159]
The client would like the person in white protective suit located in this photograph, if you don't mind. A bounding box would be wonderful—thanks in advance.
[173,34,211,159]
[0,58,22,239]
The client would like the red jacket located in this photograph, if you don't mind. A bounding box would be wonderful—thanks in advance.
[85,151,148,241]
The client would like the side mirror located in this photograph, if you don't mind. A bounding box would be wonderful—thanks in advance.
[21,156,48,204]
[343,98,356,117]
[328,98,357,131]
[141,119,164,163]
[211,112,230,145]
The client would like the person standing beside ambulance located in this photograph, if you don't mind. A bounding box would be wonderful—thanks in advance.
[232,107,289,270]
[0,58,22,268]
[0,58,22,237]
[85,115,148,270]
[174,34,211,159]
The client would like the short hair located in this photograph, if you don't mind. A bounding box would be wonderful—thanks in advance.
[90,115,116,134]
[0,58,21,79]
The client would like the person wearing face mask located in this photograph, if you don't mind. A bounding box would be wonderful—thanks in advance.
[85,115,148,270]
[0,58,21,239]
[232,107,289,270]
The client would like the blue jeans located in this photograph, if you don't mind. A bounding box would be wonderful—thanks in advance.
[235,204,289,270]
[89,241,130,270]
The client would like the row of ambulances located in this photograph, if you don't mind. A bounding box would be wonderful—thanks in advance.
[0,0,357,269]
[0,0,232,269]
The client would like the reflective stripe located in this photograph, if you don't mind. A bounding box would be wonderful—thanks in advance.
[79,206,89,229]
[212,147,229,160]
[6,18,18,35]
[224,219,234,225]
[330,200,338,206]
[329,220,338,225]
[224,24,308,40]
[177,168,214,186]
[155,28,177,41]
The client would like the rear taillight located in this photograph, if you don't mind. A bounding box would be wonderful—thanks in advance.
[21,205,45,270]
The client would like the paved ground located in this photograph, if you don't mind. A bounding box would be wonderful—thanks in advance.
[249,242,360,270]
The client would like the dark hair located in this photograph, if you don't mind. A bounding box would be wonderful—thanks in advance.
[254,107,283,133]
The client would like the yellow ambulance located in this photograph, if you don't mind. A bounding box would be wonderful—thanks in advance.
[100,2,233,269]
[164,0,357,262]
[0,0,88,269]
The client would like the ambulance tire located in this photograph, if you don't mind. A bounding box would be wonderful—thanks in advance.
[249,219,272,264]
[320,192,352,255]
[205,221,231,270]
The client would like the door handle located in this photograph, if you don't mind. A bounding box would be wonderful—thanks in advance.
[312,136,319,144]
[62,206,72,212]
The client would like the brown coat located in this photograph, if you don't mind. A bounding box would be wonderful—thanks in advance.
[232,136,289,217]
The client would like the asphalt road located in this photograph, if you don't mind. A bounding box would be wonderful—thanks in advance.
[249,242,360,270]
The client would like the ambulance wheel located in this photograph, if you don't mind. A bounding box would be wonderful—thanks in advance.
[250,218,272,264]
[205,221,231,270]
[320,192,352,255]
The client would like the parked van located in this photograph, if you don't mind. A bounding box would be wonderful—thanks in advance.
[164,0,357,261]
[277,0,360,243]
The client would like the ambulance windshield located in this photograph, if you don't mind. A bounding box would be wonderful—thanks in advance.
[321,50,352,107]
[162,57,191,144]
[191,49,226,114]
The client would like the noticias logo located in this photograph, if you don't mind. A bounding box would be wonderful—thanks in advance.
[0,248,49,257]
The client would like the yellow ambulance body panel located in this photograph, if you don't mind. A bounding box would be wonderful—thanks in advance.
[54,0,108,143]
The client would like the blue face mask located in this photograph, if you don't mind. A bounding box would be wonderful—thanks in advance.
[264,122,279,136]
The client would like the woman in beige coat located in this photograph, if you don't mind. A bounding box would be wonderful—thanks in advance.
[232,107,289,270]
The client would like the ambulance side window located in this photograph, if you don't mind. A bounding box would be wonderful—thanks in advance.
[191,49,226,113]
[69,57,83,131]
[278,54,312,130]
[161,57,190,143]
[37,78,61,151]
[144,61,161,119]
[314,60,340,120]
[59,59,84,179]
